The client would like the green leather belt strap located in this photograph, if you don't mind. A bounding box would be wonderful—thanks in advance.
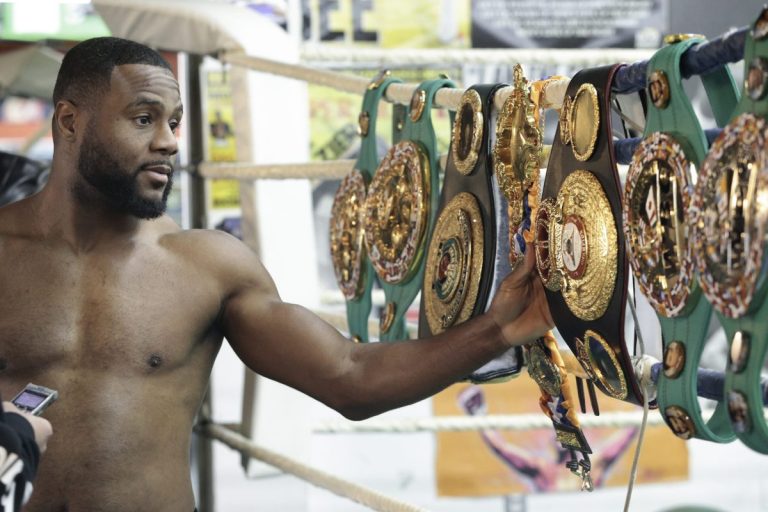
[719,20,768,453]
[345,74,402,342]
[647,37,739,443]
[392,103,407,145]
[730,25,768,119]
[644,37,737,163]
[722,296,768,453]
[379,77,455,341]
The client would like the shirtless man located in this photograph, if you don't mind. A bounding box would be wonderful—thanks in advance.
[0,37,553,511]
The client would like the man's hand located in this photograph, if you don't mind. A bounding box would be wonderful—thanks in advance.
[488,249,554,347]
[3,402,53,454]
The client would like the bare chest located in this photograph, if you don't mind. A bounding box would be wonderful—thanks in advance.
[0,242,222,374]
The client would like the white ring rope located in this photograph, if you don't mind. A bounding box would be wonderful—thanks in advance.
[300,45,654,69]
[198,157,452,180]
[198,159,356,180]
[218,49,570,111]
[198,146,552,180]
[206,51,567,181]
[204,423,431,512]
[312,411,671,434]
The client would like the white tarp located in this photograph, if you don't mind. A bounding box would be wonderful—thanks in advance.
[91,0,289,56]
[0,44,63,100]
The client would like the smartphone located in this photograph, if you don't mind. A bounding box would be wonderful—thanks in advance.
[10,383,58,416]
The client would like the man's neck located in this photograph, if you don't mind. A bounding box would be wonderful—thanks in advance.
[32,168,144,253]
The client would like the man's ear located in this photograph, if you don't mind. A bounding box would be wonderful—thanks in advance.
[54,100,79,141]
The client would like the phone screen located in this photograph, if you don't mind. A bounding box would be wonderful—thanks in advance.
[13,390,48,410]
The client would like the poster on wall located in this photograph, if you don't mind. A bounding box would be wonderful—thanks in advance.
[435,376,688,496]
[471,0,668,48]
[204,70,241,211]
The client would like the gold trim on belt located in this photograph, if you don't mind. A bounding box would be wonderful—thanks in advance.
[451,89,484,176]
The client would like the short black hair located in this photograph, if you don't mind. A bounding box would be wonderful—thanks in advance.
[52,36,172,107]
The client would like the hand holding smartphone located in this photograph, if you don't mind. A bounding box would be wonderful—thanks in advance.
[10,384,58,416]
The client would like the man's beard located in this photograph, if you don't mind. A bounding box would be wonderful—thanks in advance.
[76,133,173,220]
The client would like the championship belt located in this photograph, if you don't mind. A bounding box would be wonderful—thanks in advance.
[471,66,551,382]
[502,71,595,485]
[330,71,401,343]
[364,77,455,341]
[418,83,502,335]
[537,64,644,406]
[624,36,739,442]
[476,66,553,382]
[495,65,547,274]
[692,8,768,453]
[416,81,524,381]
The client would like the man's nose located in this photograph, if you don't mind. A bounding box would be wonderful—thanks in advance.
[151,124,179,156]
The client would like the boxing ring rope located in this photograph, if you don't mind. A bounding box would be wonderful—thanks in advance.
[312,411,668,434]
[218,48,571,111]
[198,158,356,180]
[299,45,652,69]
[204,423,430,512]
[197,128,724,180]
[202,411,673,512]
[300,26,748,94]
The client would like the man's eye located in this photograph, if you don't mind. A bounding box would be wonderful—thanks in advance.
[169,120,180,133]
[136,115,151,126]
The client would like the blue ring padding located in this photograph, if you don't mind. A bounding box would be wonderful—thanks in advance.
[613,128,722,165]
[650,363,768,405]
[613,27,748,94]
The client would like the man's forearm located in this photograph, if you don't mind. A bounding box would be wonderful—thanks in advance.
[337,313,516,420]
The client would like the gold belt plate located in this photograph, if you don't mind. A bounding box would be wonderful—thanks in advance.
[575,329,628,400]
[624,132,695,317]
[330,169,368,300]
[560,83,600,162]
[693,113,768,318]
[557,170,617,321]
[364,140,431,284]
[423,192,484,333]
[534,197,563,292]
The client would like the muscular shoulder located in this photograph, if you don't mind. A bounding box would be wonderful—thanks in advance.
[159,228,278,299]
[0,198,34,238]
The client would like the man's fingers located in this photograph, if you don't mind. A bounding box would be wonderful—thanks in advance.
[523,245,536,275]
[508,248,538,288]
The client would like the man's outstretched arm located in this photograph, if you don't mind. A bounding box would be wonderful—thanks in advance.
[216,232,553,420]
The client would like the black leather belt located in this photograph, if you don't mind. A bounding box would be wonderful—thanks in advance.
[538,64,644,406]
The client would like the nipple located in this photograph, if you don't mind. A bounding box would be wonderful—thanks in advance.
[147,354,163,368]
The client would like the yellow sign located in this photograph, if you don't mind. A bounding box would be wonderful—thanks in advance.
[205,70,240,209]
[310,0,471,48]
